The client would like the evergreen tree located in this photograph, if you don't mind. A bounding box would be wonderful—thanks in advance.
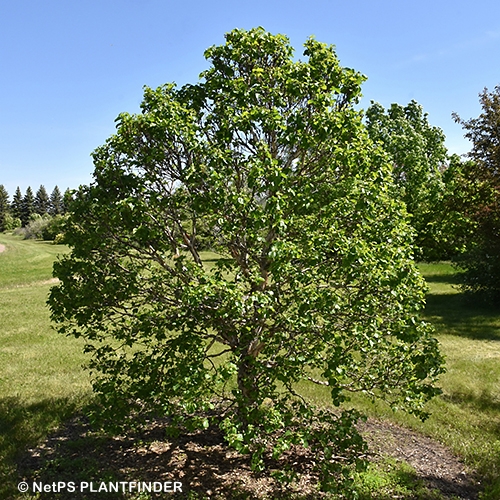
[49,186,63,215]
[62,188,73,214]
[35,185,50,215]
[0,185,9,232]
[21,187,35,226]
[11,187,23,220]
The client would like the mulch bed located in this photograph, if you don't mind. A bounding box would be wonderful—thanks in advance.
[18,415,481,499]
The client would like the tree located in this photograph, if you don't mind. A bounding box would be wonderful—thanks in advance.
[49,28,444,492]
[452,85,500,302]
[21,187,35,226]
[0,185,9,232]
[35,185,50,215]
[49,186,63,215]
[365,101,448,260]
[62,188,73,214]
[11,187,23,220]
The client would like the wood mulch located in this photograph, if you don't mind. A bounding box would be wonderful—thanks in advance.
[18,415,481,499]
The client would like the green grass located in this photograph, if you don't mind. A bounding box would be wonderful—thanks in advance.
[342,262,500,499]
[0,233,92,499]
[354,458,450,500]
[1,234,499,498]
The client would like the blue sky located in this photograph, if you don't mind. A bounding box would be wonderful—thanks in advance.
[1,0,499,196]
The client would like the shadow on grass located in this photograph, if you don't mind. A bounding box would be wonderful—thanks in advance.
[442,388,500,419]
[424,292,500,341]
[0,396,82,500]
[423,273,461,286]
[359,466,478,500]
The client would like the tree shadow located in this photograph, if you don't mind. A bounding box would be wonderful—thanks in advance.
[424,292,500,341]
[442,388,500,420]
[16,414,333,499]
[0,396,81,500]
[360,466,480,500]
[423,273,461,286]
[10,404,484,500]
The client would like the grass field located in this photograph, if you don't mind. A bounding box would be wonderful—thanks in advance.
[347,262,500,498]
[0,233,91,499]
[1,232,499,499]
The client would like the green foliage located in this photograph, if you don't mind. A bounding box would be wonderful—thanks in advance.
[365,101,448,261]
[11,186,23,221]
[21,186,35,227]
[49,185,64,215]
[49,28,444,493]
[35,185,50,215]
[0,184,9,232]
[451,85,500,303]
[42,214,68,241]
[14,214,68,241]
[2,213,21,231]
[14,214,51,240]
[62,188,73,213]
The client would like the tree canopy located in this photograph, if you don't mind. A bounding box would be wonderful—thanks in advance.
[366,100,448,260]
[451,85,500,302]
[49,28,444,492]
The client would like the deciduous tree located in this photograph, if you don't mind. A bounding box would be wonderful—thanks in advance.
[452,85,500,302]
[365,101,448,260]
[49,28,444,492]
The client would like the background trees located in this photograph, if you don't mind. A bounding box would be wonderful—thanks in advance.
[49,28,444,492]
[0,184,69,238]
[11,187,23,222]
[0,185,9,232]
[20,187,35,227]
[365,101,448,260]
[49,186,63,215]
[451,85,500,302]
[35,185,50,215]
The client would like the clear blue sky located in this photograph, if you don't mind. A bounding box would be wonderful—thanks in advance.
[1,0,499,196]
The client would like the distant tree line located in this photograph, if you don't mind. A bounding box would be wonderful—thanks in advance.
[0,185,72,239]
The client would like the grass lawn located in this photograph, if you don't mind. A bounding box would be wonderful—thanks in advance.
[1,233,499,498]
[0,233,92,499]
[343,262,500,499]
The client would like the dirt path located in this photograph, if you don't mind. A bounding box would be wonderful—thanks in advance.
[0,244,5,253]
[360,419,480,499]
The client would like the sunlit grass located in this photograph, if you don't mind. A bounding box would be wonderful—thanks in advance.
[343,262,500,499]
[0,233,92,499]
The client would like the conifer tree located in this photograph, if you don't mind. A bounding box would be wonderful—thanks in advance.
[11,187,23,220]
[49,186,63,215]
[35,185,50,215]
[0,185,9,232]
[62,189,73,214]
[21,187,35,226]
